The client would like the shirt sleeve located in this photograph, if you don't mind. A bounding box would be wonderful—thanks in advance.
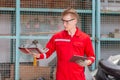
[84,36,95,64]
[38,35,56,59]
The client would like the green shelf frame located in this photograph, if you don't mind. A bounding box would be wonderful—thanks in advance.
[0,7,92,14]
[0,0,98,80]
[100,38,120,41]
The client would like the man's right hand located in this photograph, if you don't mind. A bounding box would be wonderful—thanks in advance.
[25,49,40,58]
[33,53,40,58]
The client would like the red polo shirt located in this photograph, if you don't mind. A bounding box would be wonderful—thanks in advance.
[39,27,95,80]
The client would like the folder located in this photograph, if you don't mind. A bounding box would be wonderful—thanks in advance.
[19,47,49,54]
[70,55,87,62]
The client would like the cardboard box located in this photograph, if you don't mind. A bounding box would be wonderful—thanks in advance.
[8,65,51,80]
[114,33,120,38]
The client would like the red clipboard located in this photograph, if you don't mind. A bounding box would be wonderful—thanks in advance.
[19,47,42,54]
[70,55,87,62]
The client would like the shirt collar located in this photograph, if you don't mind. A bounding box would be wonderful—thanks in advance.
[63,27,81,37]
[74,27,82,37]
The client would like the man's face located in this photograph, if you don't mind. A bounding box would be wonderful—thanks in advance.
[62,14,77,31]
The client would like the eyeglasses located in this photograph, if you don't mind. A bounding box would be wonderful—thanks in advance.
[61,19,75,23]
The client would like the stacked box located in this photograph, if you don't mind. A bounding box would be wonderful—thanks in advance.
[7,64,51,80]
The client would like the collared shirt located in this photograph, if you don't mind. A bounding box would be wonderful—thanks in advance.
[39,27,95,80]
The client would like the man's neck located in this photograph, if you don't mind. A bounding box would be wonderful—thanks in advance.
[68,28,76,37]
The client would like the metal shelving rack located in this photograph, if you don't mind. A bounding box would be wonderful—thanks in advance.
[97,0,120,63]
[0,0,97,80]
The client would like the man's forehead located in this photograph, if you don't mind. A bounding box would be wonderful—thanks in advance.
[62,14,74,19]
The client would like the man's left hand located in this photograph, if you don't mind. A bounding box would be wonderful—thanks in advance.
[75,60,92,66]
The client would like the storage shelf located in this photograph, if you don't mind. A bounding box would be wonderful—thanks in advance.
[0,7,15,11]
[101,11,120,15]
[0,7,92,14]
[21,8,92,14]
[0,1,96,80]
[0,36,16,39]
[100,38,120,41]
[0,35,51,39]
[20,36,51,39]
[0,35,94,40]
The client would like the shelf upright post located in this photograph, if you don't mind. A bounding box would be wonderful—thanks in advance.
[15,0,20,80]
[91,0,96,70]
[95,0,101,67]
[10,15,14,63]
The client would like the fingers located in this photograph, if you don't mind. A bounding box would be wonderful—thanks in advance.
[33,53,40,58]
[75,60,92,66]
[86,60,92,65]
[25,48,33,54]
[75,60,86,66]
[25,48,40,58]
[79,61,86,66]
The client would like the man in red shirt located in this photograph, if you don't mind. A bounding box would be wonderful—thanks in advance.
[34,8,95,80]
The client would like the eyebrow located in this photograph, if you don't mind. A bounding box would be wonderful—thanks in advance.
[61,19,75,22]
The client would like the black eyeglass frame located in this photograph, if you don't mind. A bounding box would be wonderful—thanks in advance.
[61,19,75,23]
